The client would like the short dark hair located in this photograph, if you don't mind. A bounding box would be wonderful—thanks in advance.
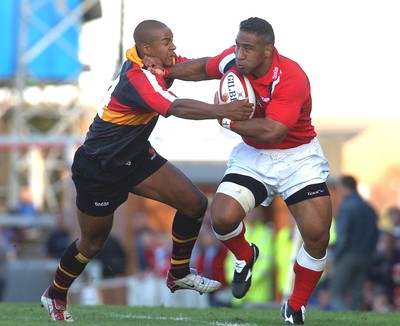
[239,17,275,45]
[340,175,357,190]
[134,19,168,44]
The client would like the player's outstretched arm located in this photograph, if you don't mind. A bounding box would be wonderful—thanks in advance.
[167,98,253,121]
[167,57,211,81]
[144,56,212,81]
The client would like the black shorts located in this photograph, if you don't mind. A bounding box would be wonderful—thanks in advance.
[72,143,167,216]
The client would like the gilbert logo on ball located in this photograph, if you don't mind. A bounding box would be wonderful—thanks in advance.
[218,70,256,118]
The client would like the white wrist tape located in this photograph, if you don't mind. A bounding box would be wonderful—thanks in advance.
[220,118,235,130]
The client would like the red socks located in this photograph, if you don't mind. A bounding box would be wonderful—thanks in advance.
[288,245,326,310]
[213,222,252,263]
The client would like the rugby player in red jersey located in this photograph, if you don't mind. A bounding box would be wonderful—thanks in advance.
[40,19,253,322]
[146,17,332,325]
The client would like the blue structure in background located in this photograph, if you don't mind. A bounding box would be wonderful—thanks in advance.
[0,0,81,83]
[1,1,19,80]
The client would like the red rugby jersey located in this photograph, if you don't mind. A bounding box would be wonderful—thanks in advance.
[206,46,316,149]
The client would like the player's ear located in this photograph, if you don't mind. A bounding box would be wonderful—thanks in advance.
[264,43,274,57]
[141,43,152,56]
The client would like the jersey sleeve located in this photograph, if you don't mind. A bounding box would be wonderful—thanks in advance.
[206,46,236,78]
[125,68,177,117]
[175,54,191,64]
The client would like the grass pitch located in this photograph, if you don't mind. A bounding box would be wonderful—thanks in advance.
[0,303,398,326]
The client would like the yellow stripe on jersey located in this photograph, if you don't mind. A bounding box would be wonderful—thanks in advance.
[101,105,159,125]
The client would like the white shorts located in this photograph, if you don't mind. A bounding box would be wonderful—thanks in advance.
[221,138,330,206]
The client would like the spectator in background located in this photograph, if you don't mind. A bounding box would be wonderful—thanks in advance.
[132,211,172,275]
[388,206,400,249]
[392,286,400,311]
[0,229,9,301]
[391,263,400,308]
[16,186,36,217]
[42,212,70,259]
[368,231,400,303]
[133,211,150,272]
[95,234,127,278]
[4,186,38,249]
[391,262,400,288]
[43,228,70,259]
[329,175,379,311]
[370,290,393,312]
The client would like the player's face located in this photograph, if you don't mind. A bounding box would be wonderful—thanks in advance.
[235,31,273,79]
[147,27,176,67]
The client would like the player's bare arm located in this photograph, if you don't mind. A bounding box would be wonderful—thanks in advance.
[231,118,290,145]
[215,91,289,144]
[144,56,212,81]
[167,57,211,81]
[167,98,253,120]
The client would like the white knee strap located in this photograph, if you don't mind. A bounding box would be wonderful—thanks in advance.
[216,181,255,213]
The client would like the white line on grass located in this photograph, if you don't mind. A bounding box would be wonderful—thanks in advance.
[111,313,257,326]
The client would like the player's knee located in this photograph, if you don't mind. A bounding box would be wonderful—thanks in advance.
[211,210,237,234]
[184,191,208,218]
[80,238,108,258]
[303,231,330,256]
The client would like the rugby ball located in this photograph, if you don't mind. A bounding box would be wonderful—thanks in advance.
[218,70,256,118]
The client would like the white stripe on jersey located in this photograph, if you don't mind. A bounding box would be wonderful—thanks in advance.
[142,69,177,102]
[218,53,236,74]
[97,68,177,119]
[270,71,282,95]
[98,75,121,117]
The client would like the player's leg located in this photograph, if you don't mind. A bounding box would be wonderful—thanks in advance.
[42,145,120,321]
[290,195,332,258]
[278,138,331,324]
[132,161,220,293]
[41,211,114,322]
[50,211,114,299]
[210,173,268,299]
[132,160,207,218]
[282,194,332,322]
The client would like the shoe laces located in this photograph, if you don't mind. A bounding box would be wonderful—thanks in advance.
[234,259,247,272]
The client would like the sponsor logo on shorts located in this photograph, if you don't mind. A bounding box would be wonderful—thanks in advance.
[307,189,325,196]
[95,201,109,207]
[149,147,157,160]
